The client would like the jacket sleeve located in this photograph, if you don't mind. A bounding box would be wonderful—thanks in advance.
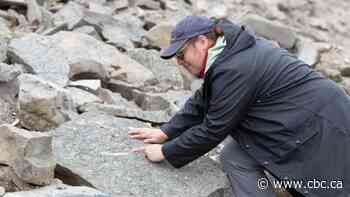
[162,67,256,168]
[160,85,205,140]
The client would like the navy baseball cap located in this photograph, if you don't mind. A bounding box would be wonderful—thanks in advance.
[160,16,215,59]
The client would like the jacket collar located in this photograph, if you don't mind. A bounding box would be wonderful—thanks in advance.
[217,19,256,57]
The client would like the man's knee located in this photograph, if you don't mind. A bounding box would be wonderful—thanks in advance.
[220,137,262,172]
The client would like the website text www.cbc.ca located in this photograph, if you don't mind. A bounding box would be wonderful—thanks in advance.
[258,178,344,191]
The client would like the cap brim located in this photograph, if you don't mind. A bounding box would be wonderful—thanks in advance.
[160,39,188,59]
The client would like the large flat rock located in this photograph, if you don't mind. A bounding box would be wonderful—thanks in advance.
[8,31,155,87]
[52,112,230,197]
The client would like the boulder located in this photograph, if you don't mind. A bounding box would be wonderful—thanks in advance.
[296,40,331,67]
[26,0,42,25]
[54,3,145,51]
[3,183,109,197]
[65,87,102,109]
[0,166,34,192]
[8,31,155,87]
[0,63,21,83]
[318,68,343,83]
[128,48,184,91]
[53,1,85,30]
[0,99,16,125]
[143,23,174,49]
[338,64,350,77]
[194,0,228,18]
[17,74,76,131]
[68,59,108,81]
[0,18,12,62]
[129,89,192,115]
[73,26,101,40]
[96,87,139,108]
[135,0,161,10]
[242,14,297,49]
[53,112,231,197]
[78,103,172,124]
[0,124,55,185]
[68,80,101,93]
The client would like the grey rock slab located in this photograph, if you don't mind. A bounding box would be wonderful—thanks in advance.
[242,14,297,49]
[128,48,184,91]
[65,87,102,109]
[0,63,21,83]
[17,74,76,131]
[130,89,192,116]
[0,124,55,185]
[143,23,174,49]
[0,98,16,125]
[96,87,139,109]
[0,166,34,192]
[78,103,171,124]
[338,64,350,77]
[52,112,230,197]
[53,1,85,30]
[73,25,101,40]
[68,59,108,81]
[26,0,42,24]
[9,31,155,87]
[296,40,331,67]
[68,80,101,93]
[3,183,110,197]
[81,11,146,51]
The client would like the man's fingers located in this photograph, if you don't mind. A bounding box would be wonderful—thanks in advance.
[143,138,157,144]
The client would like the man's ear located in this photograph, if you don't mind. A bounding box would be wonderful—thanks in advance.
[196,35,210,51]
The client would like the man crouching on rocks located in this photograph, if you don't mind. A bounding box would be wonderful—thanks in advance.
[128,15,350,197]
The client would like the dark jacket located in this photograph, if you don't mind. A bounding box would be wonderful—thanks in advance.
[161,19,350,197]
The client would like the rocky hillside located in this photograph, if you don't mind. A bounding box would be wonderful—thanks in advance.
[0,0,349,197]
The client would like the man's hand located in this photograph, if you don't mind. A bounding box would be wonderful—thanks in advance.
[128,127,168,144]
[133,144,165,162]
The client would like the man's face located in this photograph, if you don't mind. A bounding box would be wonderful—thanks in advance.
[175,36,210,77]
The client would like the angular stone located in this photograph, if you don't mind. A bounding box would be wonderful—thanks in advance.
[26,0,42,24]
[68,80,101,93]
[53,1,85,30]
[143,23,174,49]
[41,22,68,36]
[130,89,192,115]
[69,59,108,81]
[0,63,21,83]
[73,26,101,40]
[194,0,228,18]
[3,183,110,197]
[0,98,16,125]
[0,166,34,192]
[0,18,12,62]
[128,48,184,91]
[296,40,330,67]
[318,68,343,83]
[242,14,297,49]
[17,74,76,131]
[8,31,155,87]
[88,2,113,15]
[0,124,55,185]
[53,112,230,197]
[81,11,146,51]
[338,64,350,77]
[96,87,139,108]
[136,0,161,10]
[78,103,172,124]
[65,87,102,109]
